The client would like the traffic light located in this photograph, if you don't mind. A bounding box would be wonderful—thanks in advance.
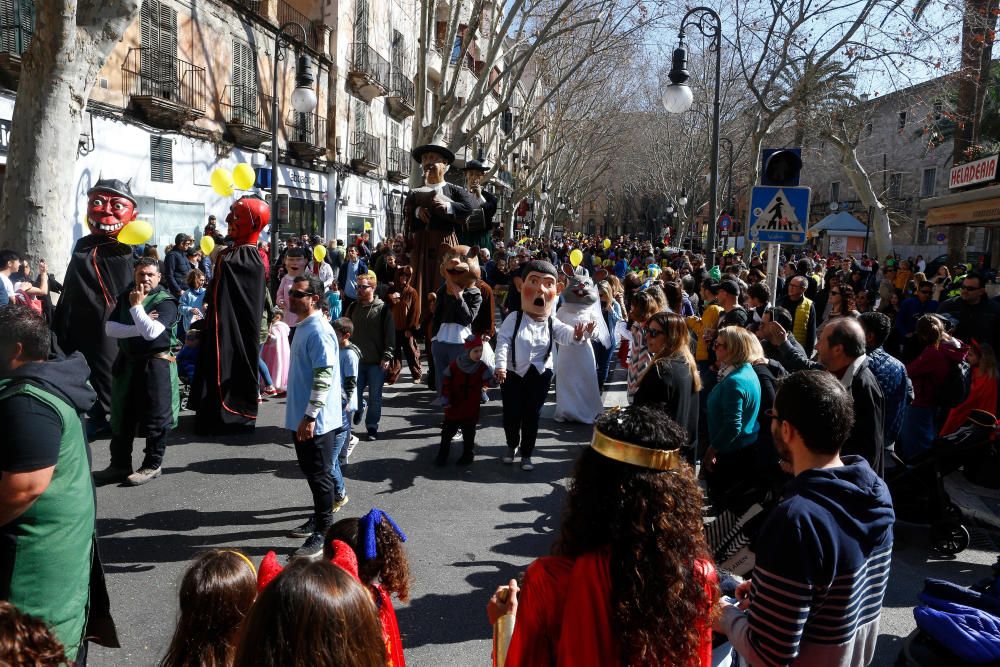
[761,148,802,186]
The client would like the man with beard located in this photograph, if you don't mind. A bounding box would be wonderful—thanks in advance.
[188,196,268,435]
[715,370,894,667]
[52,179,141,437]
[94,259,179,485]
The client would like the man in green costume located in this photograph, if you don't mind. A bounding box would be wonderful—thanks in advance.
[94,257,180,486]
[0,305,118,660]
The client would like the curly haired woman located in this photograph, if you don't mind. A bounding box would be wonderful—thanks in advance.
[487,406,718,666]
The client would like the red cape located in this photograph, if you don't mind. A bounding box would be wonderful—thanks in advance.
[374,584,406,667]
[506,551,715,667]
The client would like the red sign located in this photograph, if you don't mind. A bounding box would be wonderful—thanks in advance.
[950,154,999,189]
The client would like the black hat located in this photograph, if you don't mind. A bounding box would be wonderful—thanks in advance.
[411,144,455,165]
[88,178,137,206]
[462,159,489,172]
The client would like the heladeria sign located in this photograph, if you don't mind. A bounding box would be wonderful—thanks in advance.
[950,154,999,189]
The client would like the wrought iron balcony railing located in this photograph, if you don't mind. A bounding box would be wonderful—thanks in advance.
[286,110,326,148]
[352,131,381,166]
[350,42,390,90]
[122,48,206,114]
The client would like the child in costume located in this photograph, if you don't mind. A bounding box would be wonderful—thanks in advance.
[325,281,343,321]
[261,310,290,393]
[438,334,495,466]
[494,260,598,470]
[326,508,411,667]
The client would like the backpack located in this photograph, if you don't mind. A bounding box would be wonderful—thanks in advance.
[14,289,43,315]
[938,357,972,409]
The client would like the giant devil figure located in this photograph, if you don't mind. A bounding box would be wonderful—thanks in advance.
[189,195,268,434]
[52,179,140,430]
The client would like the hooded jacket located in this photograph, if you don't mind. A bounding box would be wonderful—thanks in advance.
[720,456,894,667]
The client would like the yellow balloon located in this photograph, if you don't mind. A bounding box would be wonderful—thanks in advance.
[603,238,611,249]
[210,168,235,197]
[313,244,327,262]
[363,221,372,231]
[118,220,153,245]
[232,163,256,190]
[200,235,215,256]
[569,248,583,267]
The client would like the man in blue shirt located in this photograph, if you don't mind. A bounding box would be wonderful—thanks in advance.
[895,280,937,360]
[336,245,367,312]
[284,273,347,558]
[860,312,911,461]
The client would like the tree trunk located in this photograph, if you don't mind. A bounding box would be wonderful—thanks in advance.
[0,1,139,279]
[948,0,1000,264]
[741,124,765,263]
[838,143,893,259]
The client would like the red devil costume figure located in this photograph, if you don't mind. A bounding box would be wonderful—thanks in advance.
[52,178,140,431]
[189,195,268,434]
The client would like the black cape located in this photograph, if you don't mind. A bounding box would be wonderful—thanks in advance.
[51,234,135,416]
[189,244,265,434]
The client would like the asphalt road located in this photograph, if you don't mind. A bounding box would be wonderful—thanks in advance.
[86,372,999,666]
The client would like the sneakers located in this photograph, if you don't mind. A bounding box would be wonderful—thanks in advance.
[332,495,349,513]
[92,466,130,484]
[340,435,359,464]
[126,467,162,485]
[501,451,515,464]
[262,385,279,397]
[365,431,377,442]
[294,532,325,559]
[521,457,534,471]
[289,517,317,538]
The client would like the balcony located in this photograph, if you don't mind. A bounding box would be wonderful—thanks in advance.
[386,71,415,120]
[351,131,381,174]
[285,111,326,159]
[0,5,32,90]
[387,146,409,183]
[348,42,390,103]
[221,85,272,148]
[277,0,321,51]
[122,48,206,129]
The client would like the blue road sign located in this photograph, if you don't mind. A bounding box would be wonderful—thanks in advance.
[748,185,811,245]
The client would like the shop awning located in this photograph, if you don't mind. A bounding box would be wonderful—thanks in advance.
[809,211,868,235]
[923,183,1000,227]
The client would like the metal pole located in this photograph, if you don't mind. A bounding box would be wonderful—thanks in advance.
[766,243,781,306]
[706,24,721,268]
[269,33,282,296]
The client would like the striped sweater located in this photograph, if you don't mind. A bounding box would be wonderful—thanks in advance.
[720,456,895,666]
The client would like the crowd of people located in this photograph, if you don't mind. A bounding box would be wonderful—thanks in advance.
[1,146,998,665]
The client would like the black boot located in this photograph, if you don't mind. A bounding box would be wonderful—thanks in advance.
[435,440,450,466]
[456,441,474,466]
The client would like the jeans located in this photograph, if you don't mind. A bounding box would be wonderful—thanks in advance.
[328,425,349,499]
[357,363,386,434]
[431,340,466,401]
[593,341,616,391]
[292,427,337,530]
[500,366,553,458]
[258,343,273,387]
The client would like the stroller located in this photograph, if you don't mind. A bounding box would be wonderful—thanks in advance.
[887,409,1000,556]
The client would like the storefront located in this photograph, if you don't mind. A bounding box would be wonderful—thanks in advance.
[924,178,1000,271]
[275,164,328,240]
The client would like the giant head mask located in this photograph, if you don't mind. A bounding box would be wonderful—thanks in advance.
[514,259,563,320]
[226,195,270,246]
[439,243,481,290]
[87,178,138,237]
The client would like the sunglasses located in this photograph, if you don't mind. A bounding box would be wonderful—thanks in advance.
[357,284,374,290]
[289,289,315,299]
[643,327,665,338]
[830,291,841,296]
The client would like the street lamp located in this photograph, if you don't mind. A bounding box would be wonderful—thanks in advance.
[662,6,722,267]
[269,22,317,291]
[540,183,548,201]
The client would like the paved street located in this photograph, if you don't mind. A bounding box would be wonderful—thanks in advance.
[87,372,999,666]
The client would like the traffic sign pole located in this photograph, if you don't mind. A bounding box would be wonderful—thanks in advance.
[766,243,781,306]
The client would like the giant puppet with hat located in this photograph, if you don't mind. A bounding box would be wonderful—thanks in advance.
[189,195,270,434]
[52,178,147,433]
[457,158,498,251]
[402,142,481,316]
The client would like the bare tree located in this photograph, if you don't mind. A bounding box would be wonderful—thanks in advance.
[0,1,142,276]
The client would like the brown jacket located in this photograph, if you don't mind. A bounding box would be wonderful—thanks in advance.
[472,279,496,338]
[388,282,420,332]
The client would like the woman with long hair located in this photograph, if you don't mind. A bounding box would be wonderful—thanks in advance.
[488,406,718,666]
[819,284,859,335]
[941,341,999,435]
[626,291,660,399]
[234,559,386,667]
[704,327,762,509]
[594,281,623,391]
[633,312,701,447]
[160,550,258,667]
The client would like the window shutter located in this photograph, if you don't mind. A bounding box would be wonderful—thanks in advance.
[150,135,173,183]
[354,0,368,45]
[232,39,257,120]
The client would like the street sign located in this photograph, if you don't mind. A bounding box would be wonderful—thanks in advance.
[936,232,947,243]
[748,185,811,245]
[718,213,732,230]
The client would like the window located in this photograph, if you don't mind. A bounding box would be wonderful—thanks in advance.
[140,0,177,98]
[897,111,907,130]
[231,38,257,120]
[921,167,937,198]
[353,97,367,136]
[391,30,405,73]
[830,181,840,203]
[864,122,873,138]
[889,172,903,198]
[354,0,368,44]
[150,135,172,183]
[388,119,400,150]
[0,0,34,55]
[933,101,943,119]
[916,219,929,244]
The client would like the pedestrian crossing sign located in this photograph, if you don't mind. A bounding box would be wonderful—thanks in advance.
[748,185,811,245]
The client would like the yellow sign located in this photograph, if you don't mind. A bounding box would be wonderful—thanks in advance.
[926,197,1000,227]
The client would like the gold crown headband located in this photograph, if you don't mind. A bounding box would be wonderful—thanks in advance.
[590,430,683,471]
[225,550,257,577]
